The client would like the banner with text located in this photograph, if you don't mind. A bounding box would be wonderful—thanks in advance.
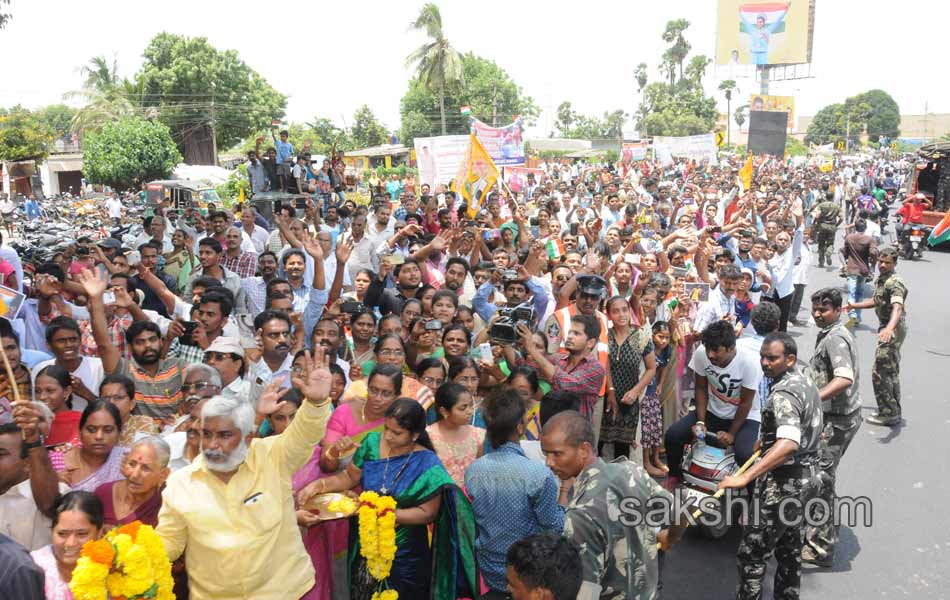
[413,135,470,187]
[652,134,718,164]
[472,118,526,166]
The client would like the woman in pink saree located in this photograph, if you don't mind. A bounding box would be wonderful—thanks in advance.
[293,364,403,600]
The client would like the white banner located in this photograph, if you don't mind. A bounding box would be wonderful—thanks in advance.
[652,134,718,164]
[414,135,470,187]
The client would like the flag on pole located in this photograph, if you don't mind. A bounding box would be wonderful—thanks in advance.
[460,106,472,116]
[451,134,499,219]
[928,210,950,246]
[739,155,753,191]
[238,186,245,204]
[546,239,565,260]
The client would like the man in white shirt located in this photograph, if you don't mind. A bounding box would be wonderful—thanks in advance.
[694,264,741,334]
[664,320,761,486]
[32,317,105,413]
[105,195,124,226]
[346,213,380,280]
[365,204,395,252]
[766,218,805,332]
[241,207,270,254]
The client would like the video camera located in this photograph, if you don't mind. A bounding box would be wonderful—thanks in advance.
[490,303,536,345]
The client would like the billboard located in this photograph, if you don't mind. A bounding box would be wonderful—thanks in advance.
[716,0,812,66]
[748,94,795,130]
[748,110,789,157]
[472,119,526,166]
[413,135,470,187]
[652,134,719,164]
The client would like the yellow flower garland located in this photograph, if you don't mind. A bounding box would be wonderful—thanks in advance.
[69,521,175,600]
[358,491,399,599]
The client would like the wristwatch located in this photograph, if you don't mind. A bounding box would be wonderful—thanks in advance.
[23,436,45,451]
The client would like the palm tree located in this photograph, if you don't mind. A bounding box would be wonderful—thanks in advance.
[661,19,691,82]
[734,104,749,131]
[719,80,737,145]
[634,63,648,94]
[66,55,137,135]
[406,3,464,135]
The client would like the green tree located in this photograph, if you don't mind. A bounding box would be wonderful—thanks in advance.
[350,105,389,149]
[785,136,808,156]
[82,116,181,190]
[0,0,11,29]
[555,101,575,136]
[232,122,339,157]
[35,104,79,139]
[852,89,900,142]
[734,104,748,130]
[66,55,137,135]
[136,33,286,165]
[0,107,52,162]
[661,19,691,82]
[399,52,538,144]
[306,117,348,149]
[405,3,464,135]
[804,103,845,146]
[636,20,717,137]
[805,89,900,146]
[634,63,648,93]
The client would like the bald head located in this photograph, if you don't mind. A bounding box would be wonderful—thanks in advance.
[540,410,595,448]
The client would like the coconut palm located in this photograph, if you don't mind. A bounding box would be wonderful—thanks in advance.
[719,79,737,144]
[405,3,464,135]
[65,55,137,135]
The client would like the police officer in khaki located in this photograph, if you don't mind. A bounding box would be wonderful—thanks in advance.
[720,332,823,600]
[803,287,862,567]
[846,247,907,426]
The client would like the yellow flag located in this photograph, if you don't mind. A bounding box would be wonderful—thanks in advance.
[238,186,246,204]
[452,134,499,219]
[739,154,753,191]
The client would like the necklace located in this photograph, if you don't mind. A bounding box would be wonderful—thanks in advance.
[380,448,415,495]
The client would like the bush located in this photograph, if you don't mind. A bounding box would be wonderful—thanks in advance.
[83,117,181,190]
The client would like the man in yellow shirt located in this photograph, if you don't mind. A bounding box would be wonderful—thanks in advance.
[157,350,333,599]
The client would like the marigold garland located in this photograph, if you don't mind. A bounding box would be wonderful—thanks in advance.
[358,491,399,599]
[69,520,175,600]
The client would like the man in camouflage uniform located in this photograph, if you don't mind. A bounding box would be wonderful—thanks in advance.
[721,332,823,600]
[847,247,907,426]
[810,192,841,267]
[802,287,862,566]
[540,411,687,600]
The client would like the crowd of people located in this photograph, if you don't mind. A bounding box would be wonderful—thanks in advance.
[0,145,917,600]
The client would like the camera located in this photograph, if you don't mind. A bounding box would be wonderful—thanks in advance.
[424,319,443,331]
[341,301,365,314]
[490,303,536,345]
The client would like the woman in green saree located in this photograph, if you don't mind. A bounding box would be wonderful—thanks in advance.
[297,397,478,600]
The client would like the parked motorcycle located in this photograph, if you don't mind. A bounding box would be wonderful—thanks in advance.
[678,434,744,539]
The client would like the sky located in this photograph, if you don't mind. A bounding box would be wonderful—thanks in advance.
[0,0,946,139]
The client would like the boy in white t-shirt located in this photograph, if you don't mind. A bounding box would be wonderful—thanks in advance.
[663,320,762,485]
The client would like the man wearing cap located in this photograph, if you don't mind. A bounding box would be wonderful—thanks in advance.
[543,270,610,438]
[202,337,249,401]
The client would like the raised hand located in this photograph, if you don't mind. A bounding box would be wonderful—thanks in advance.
[291,347,333,404]
[112,286,135,309]
[76,268,109,299]
[302,233,324,260]
[256,378,292,416]
[335,235,354,264]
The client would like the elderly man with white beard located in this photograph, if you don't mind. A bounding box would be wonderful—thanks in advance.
[155,348,334,600]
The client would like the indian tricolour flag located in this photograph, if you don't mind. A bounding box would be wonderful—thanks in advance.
[546,239,565,260]
[928,211,950,246]
[739,2,789,33]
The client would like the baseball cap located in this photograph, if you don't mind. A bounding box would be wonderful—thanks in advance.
[204,336,243,357]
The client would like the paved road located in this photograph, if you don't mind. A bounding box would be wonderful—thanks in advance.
[664,238,950,599]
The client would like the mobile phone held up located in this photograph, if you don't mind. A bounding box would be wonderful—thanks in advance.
[179,321,198,347]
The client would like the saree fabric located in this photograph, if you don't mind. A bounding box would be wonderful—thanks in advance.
[349,432,477,600]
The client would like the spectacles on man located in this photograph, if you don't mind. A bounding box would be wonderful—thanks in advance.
[181,381,217,394]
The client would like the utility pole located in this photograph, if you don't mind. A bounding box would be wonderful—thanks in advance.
[845,110,850,152]
[210,82,218,166]
[758,65,769,95]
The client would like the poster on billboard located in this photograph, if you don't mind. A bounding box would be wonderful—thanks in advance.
[715,0,811,66]
[621,142,649,162]
[748,94,795,130]
[472,119,526,166]
[652,134,718,164]
[413,135,470,187]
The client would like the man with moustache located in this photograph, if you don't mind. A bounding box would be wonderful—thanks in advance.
[242,251,280,314]
[79,270,189,423]
[247,311,295,406]
[156,350,334,599]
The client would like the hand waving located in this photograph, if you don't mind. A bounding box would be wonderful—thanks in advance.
[256,377,292,416]
[76,268,109,299]
[335,235,354,264]
[292,347,333,404]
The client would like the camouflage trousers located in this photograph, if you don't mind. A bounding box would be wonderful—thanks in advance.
[815,228,835,266]
[804,409,862,560]
[872,322,906,418]
[736,471,812,600]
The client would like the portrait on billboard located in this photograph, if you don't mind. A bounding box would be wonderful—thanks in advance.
[716,0,812,66]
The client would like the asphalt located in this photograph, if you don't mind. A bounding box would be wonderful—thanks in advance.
[662,230,950,599]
